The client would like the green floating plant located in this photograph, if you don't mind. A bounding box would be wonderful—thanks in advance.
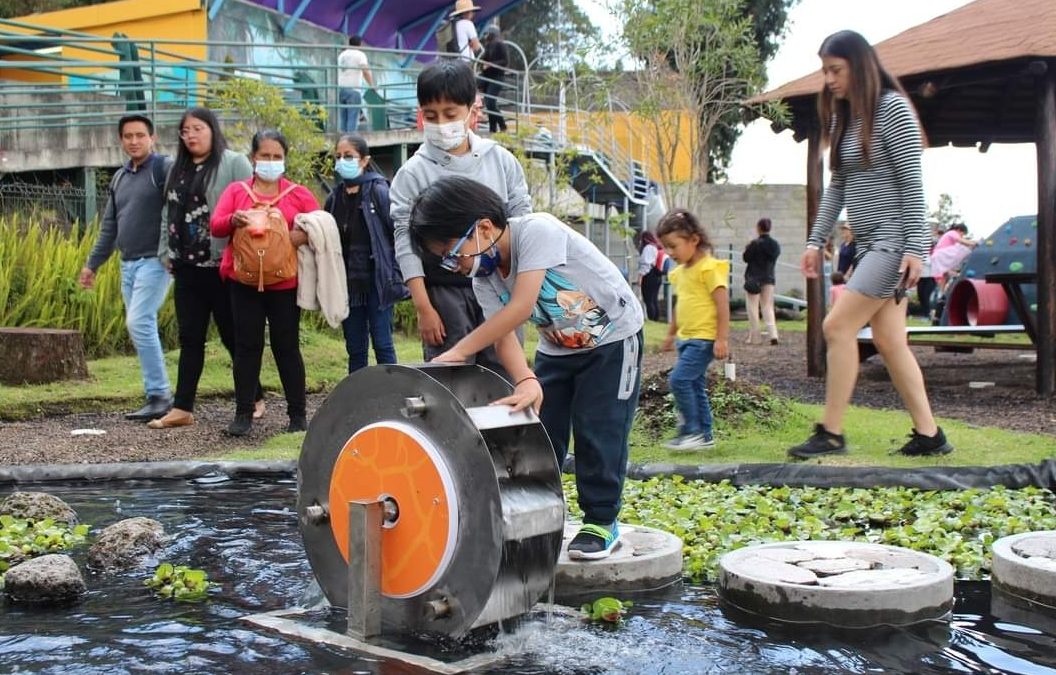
[581,597,633,624]
[0,514,91,579]
[145,563,213,602]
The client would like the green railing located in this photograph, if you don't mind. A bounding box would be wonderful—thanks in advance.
[0,16,531,136]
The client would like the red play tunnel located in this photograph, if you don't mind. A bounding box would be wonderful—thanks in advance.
[946,279,1010,326]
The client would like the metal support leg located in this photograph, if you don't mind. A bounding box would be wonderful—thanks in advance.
[347,500,383,640]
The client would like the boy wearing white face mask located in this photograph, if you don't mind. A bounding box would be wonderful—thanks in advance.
[391,59,530,377]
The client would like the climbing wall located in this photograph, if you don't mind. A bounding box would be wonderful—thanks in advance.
[941,215,1038,325]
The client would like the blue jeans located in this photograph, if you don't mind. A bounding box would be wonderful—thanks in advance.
[669,339,714,438]
[120,257,171,397]
[341,284,396,373]
[339,88,362,132]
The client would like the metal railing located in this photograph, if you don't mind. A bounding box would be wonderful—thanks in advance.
[0,16,532,137]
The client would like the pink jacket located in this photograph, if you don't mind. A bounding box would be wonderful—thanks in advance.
[210,177,320,290]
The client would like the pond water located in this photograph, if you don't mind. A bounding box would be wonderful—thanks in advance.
[1,476,1055,674]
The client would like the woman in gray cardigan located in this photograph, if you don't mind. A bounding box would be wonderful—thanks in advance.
[149,107,262,429]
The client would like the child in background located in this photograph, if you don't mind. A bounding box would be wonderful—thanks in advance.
[410,176,644,561]
[658,209,730,451]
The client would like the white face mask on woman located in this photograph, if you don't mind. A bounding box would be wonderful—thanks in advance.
[423,113,470,151]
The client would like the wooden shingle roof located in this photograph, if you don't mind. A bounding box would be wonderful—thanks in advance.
[751,0,1056,146]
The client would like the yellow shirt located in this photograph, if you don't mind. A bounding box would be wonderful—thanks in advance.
[668,255,729,340]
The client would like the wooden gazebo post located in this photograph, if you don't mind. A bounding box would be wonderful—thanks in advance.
[1035,63,1056,396]
[805,118,826,377]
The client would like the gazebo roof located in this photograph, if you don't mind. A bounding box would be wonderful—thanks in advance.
[751,0,1056,146]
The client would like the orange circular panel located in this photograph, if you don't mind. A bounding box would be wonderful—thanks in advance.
[329,421,458,598]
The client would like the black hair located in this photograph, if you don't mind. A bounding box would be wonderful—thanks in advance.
[348,35,363,47]
[417,59,477,107]
[118,114,154,137]
[950,223,968,234]
[409,176,506,257]
[251,128,288,155]
[756,217,772,234]
[167,107,228,197]
[336,134,369,157]
[656,208,712,252]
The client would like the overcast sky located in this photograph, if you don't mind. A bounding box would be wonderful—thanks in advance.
[575,0,1038,234]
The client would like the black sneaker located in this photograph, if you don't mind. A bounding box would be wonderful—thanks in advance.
[567,522,621,560]
[896,427,953,456]
[286,415,308,434]
[788,423,847,459]
[125,395,172,421]
[225,414,252,437]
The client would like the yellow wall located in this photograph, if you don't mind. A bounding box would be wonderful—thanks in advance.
[0,0,206,84]
[528,110,696,183]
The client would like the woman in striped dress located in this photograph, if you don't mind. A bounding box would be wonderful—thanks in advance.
[788,30,953,459]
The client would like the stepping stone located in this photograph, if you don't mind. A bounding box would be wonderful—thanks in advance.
[992,531,1056,609]
[553,523,683,603]
[719,541,953,627]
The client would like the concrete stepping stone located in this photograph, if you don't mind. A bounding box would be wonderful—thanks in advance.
[719,541,953,627]
[554,523,683,602]
[992,531,1056,608]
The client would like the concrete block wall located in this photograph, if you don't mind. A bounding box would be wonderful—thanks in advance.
[666,183,808,300]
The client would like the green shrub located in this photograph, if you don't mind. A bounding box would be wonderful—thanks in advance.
[0,215,178,357]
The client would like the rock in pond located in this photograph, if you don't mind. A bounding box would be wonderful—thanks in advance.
[3,554,86,604]
[88,517,166,571]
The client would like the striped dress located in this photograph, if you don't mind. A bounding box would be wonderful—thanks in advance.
[808,90,928,261]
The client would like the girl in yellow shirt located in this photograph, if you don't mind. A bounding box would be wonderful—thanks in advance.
[658,209,730,451]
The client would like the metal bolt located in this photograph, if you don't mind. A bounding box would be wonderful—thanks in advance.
[401,396,427,418]
[427,598,451,619]
[304,503,328,525]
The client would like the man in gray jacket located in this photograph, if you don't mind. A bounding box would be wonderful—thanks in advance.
[80,115,173,421]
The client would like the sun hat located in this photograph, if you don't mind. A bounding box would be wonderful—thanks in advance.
[450,0,482,18]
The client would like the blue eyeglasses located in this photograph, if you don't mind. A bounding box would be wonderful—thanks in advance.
[439,220,480,273]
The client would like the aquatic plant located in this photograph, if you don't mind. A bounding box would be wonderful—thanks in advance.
[145,563,213,601]
[581,597,633,624]
[566,477,1056,582]
[0,515,91,586]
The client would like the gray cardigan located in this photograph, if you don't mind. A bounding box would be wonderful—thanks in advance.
[158,148,253,264]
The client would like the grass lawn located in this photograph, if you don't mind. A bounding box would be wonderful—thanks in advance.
[2,316,1050,469]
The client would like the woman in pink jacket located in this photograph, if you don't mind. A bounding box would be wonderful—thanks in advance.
[211,129,319,437]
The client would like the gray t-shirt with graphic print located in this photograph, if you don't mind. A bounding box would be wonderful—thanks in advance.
[473,213,644,357]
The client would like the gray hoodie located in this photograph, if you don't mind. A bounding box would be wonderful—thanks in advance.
[391,132,531,283]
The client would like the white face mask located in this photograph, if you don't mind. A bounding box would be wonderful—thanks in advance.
[423,114,469,151]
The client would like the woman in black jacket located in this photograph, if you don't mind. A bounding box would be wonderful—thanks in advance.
[326,135,409,373]
[742,217,781,345]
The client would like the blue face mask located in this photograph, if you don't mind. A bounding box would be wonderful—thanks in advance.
[465,231,502,278]
[335,158,361,181]
[255,160,285,181]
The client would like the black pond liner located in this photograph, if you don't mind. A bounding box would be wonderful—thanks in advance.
[2,458,1056,490]
[2,468,1056,673]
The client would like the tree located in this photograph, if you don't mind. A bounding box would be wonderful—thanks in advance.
[705,0,799,181]
[930,193,961,231]
[209,78,329,188]
[500,0,597,68]
[0,0,99,19]
[618,0,783,203]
